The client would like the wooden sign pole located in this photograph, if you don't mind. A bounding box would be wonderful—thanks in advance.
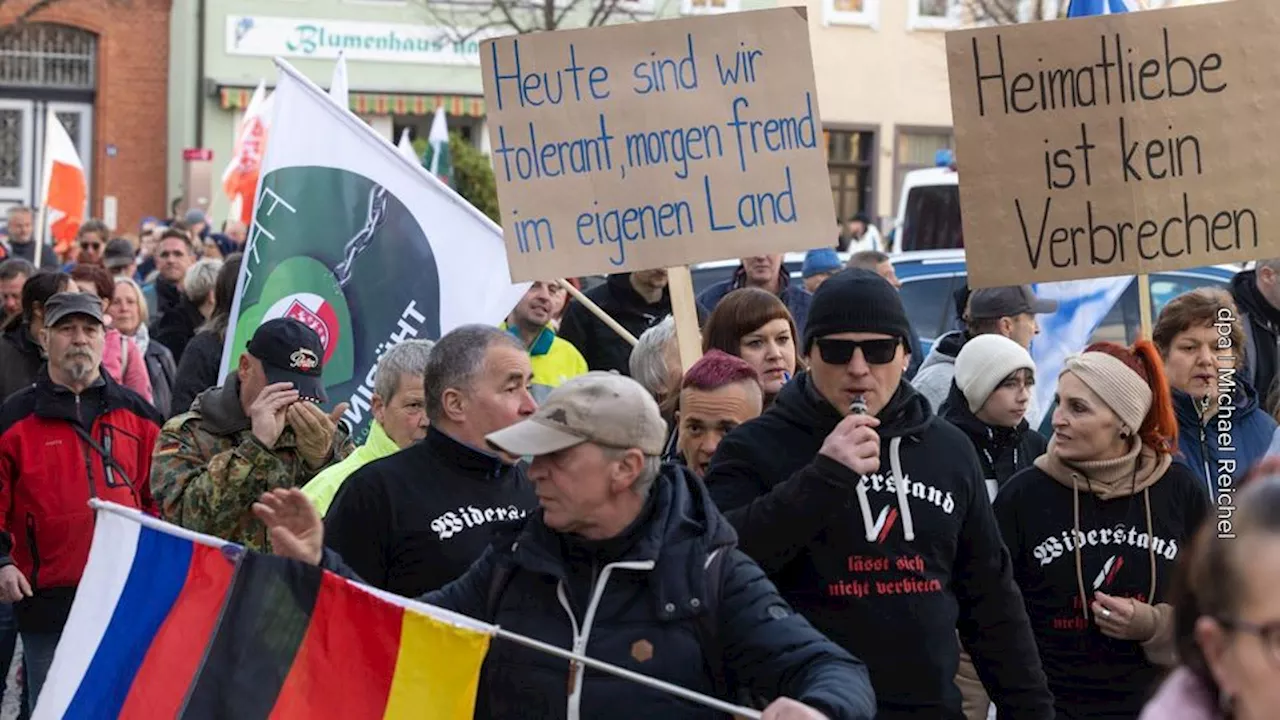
[1137,274,1154,341]
[666,266,703,372]
[557,279,638,347]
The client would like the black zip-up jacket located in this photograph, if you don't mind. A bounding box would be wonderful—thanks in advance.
[323,465,878,719]
[324,426,538,598]
[939,382,1047,498]
[705,373,1054,719]
[558,274,673,375]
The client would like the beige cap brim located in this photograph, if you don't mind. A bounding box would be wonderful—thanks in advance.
[485,418,587,457]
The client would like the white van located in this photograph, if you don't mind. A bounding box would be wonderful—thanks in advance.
[890,154,962,254]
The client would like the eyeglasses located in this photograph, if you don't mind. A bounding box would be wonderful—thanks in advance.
[1218,618,1280,664]
[815,338,901,365]
[79,242,102,251]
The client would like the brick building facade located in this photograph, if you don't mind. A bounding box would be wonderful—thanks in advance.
[0,0,171,237]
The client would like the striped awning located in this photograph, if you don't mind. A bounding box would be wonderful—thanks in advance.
[218,87,485,117]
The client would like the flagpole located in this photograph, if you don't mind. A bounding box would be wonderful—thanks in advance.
[87,499,762,719]
[33,205,47,268]
[490,624,762,719]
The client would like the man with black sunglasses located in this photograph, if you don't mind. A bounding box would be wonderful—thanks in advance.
[705,268,1053,720]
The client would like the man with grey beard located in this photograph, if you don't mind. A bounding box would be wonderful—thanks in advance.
[0,292,162,711]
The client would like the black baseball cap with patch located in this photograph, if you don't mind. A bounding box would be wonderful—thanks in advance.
[247,318,327,403]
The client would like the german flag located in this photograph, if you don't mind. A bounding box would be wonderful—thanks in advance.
[35,510,491,719]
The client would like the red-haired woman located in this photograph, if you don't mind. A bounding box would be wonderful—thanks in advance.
[993,341,1210,719]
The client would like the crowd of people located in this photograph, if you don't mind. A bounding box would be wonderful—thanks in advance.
[0,202,1278,719]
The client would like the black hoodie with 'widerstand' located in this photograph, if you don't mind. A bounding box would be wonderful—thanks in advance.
[705,373,1053,720]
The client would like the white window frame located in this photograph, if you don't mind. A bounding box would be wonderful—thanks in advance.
[681,0,738,14]
[908,0,960,30]
[822,0,879,29]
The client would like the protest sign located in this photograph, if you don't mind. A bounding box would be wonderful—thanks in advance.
[946,2,1280,289]
[481,8,835,283]
[220,59,528,444]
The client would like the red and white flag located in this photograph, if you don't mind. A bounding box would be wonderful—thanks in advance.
[222,80,272,226]
[39,110,87,263]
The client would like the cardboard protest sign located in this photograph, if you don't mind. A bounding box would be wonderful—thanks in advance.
[481,8,835,283]
[946,2,1280,289]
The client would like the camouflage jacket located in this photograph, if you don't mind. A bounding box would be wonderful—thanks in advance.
[150,376,353,551]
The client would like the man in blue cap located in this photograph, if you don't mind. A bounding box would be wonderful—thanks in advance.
[802,249,843,293]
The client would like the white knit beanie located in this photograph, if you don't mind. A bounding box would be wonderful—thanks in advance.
[954,335,1036,413]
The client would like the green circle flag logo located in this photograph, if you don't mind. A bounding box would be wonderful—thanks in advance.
[229,166,441,435]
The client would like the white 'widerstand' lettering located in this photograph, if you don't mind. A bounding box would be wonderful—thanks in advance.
[858,473,956,515]
[1215,306,1239,539]
[1032,525,1180,566]
[430,504,529,541]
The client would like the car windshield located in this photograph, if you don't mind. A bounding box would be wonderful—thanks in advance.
[902,185,963,252]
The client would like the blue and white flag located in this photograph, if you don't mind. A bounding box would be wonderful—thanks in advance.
[1029,277,1134,429]
[1067,0,1135,17]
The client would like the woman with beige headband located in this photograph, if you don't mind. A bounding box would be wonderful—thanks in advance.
[993,340,1211,720]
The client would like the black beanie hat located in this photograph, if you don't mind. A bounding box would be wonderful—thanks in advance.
[803,268,912,352]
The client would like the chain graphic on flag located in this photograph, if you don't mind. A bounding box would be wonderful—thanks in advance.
[334,184,390,287]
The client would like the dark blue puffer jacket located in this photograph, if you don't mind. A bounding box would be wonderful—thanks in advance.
[327,464,875,719]
[1173,379,1277,497]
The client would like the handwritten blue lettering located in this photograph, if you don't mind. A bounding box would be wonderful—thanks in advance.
[725,92,818,172]
[714,42,763,86]
[625,123,723,180]
[702,166,797,231]
[632,34,699,95]
[494,114,616,182]
[514,210,555,253]
[489,39,606,110]
[576,200,694,266]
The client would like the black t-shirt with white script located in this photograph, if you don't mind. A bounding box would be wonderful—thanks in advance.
[993,461,1208,720]
[325,427,537,598]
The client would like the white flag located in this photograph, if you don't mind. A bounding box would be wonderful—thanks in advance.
[220,58,528,441]
[329,51,349,108]
[1029,276,1134,429]
[396,129,416,160]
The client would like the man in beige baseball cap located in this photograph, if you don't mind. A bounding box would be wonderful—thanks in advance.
[484,371,669,537]
[254,371,876,719]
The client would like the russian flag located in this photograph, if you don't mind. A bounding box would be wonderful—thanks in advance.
[36,505,492,719]
[1067,0,1136,16]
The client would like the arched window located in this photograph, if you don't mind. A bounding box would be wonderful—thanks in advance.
[0,23,98,92]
